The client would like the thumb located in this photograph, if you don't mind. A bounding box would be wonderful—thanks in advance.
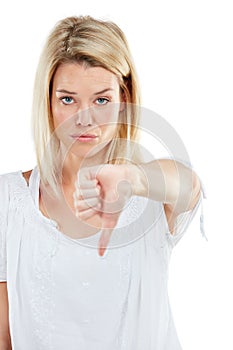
[98,228,113,257]
[98,212,119,257]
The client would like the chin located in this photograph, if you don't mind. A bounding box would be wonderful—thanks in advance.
[69,142,106,161]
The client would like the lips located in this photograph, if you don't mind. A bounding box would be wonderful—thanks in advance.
[71,134,98,138]
[70,133,98,142]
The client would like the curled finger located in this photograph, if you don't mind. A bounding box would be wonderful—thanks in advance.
[76,206,100,220]
[75,197,100,211]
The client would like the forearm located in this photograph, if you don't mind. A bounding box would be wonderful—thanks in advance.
[0,283,12,350]
[130,159,201,213]
[0,337,12,350]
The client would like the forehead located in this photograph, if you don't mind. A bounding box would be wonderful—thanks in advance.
[52,63,120,91]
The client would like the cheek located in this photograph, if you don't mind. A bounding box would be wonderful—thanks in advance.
[52,105,67,129]
[51,94,75,129]
[94,104,121,125]
[100,124,118,140]
[51,104,75,147]
[96,106,121,141]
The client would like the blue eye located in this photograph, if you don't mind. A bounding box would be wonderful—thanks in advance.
[61,96,74,105]
[96,98,109,105]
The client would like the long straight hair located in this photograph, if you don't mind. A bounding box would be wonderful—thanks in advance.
[32,16,141,195]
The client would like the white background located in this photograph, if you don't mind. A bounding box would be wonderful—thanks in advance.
[0,0,232,349]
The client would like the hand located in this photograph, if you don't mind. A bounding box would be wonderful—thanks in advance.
[73,164,133,256]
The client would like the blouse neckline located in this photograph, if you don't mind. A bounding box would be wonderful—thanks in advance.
[18,167,103,247]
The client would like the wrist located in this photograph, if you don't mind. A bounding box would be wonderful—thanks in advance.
[127,163,148,197]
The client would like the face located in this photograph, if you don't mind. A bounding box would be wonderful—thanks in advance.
[51,63,123,162]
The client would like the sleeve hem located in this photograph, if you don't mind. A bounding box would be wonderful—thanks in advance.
[0,278,7,282]
[162,196,202,247]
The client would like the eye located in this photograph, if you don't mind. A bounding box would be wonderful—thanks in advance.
[95,97,109,106]
[60,96,74,105]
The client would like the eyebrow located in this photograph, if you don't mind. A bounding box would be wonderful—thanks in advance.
[56,88,114,95]
[93,88,114,95]
[56,89,77,95]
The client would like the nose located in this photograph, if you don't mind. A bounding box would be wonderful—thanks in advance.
[75,106,93,127]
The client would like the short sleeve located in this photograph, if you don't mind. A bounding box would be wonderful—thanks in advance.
[0,175,9,282]
[164,187,207,247]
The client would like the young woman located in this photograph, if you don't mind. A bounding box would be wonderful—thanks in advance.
[0,16,202,349]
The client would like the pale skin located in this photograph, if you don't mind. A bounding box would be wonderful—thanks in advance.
[0,283,11,349]
[0,63,201,347]
[32,63,201,254]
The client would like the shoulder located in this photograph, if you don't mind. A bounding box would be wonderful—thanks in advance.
[0,169,32,183]
[0,169,32,202]
[0,169,33,218]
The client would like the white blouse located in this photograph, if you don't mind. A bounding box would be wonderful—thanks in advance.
[0,166,201,350]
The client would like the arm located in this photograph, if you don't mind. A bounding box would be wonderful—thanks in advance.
[131,159,201,234]
[0,282,12,350]
[131,159,201,214]
[74,159,201,255]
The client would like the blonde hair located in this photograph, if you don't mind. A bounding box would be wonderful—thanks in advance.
[32,16,141,194]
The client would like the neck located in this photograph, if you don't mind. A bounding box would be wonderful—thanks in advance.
[59,142,113,186]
